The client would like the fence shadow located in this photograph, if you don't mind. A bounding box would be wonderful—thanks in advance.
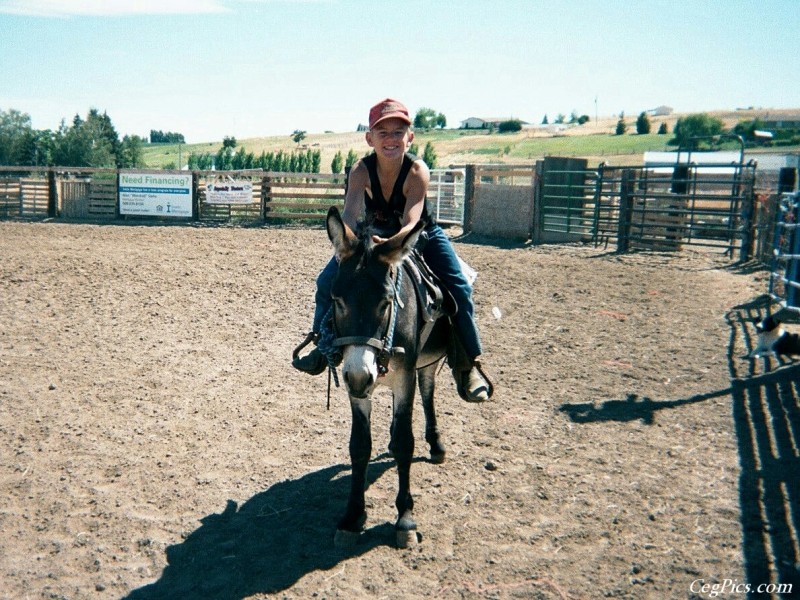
[124,455,399,600]
[727,302,800,598]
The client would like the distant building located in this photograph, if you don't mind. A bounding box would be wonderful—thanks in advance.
[761,113,800,130]
[647,106,674,117]
[460,117,529,129]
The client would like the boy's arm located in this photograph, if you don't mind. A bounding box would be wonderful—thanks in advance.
[341,160,368,232]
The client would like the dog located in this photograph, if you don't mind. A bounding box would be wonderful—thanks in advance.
[751,315,800,357]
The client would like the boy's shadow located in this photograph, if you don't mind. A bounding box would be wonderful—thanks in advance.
[125,455,398,600]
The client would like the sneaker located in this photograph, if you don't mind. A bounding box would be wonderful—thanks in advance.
[292,347,327,375]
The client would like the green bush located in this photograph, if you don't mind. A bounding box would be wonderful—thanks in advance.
[497,119,522,133]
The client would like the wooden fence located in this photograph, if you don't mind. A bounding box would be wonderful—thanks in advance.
[263,172,346,221]
[1,164,797,267]
[0,178,50,219]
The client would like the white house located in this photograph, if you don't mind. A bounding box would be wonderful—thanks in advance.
[647,106,674,117]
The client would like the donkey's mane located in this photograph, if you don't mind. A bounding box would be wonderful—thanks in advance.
[353,220,393,267]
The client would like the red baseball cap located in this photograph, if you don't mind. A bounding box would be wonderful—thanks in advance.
[368,98,412,129]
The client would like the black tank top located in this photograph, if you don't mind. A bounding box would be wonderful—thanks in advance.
[362,152,433,234]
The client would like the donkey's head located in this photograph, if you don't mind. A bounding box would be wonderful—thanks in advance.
[326,206,424,398]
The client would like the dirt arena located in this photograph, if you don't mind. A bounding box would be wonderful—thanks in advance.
[1,220,797,600]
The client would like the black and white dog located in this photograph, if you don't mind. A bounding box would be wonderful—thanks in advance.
[751,315,800,357]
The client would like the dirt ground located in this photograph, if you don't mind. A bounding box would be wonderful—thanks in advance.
[1,220,796,600]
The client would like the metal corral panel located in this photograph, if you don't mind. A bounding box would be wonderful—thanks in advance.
[428,169,465,225]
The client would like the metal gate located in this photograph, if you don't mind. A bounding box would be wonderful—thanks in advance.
[536,157,598,243]
[592,161,757,258]
[768,191,800,316]
[428,168,465,225]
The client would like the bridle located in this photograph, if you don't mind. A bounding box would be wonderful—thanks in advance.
[332,263,406,376]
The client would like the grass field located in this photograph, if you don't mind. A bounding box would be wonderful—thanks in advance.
[141,108,800,171]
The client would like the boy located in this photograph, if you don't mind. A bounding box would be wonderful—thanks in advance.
[293,98,492,403]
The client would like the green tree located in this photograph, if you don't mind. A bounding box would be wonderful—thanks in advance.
[86,109,121,164]
[658,122,669,135]
[541,114,549,125]
[188,152,213,170]
[615,112,627,136]
[291,130,306,146]
[345,149,359,169]
[52,110,116,167]
[413,107,439,129]
[231,146,247,170]
[435,113,447,128]
[669,113,724,147]
[422,142,437,169]
[119,134,146,168]
[222,136,237,149]
[16,128,54,166]
[215,146,233,170]
[0,109,33,165]
[331,150,344,174]
[636,111,651,134]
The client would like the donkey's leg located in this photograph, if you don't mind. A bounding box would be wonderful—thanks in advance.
[389,371,419,548]
[335,395,371,547]
[418,362,445,464]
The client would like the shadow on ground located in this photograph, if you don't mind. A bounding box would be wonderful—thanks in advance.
[727,300,800,598]
[558,294,800,598]
[124,455,398,600]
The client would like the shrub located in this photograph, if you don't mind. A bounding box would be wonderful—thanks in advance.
[497,119,522,133]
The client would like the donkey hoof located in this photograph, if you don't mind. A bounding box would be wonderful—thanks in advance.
[334,528,362,548]
[429,449,446,464]
[396,529,421,549]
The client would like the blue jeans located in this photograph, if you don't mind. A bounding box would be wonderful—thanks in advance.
[312,224,482,360]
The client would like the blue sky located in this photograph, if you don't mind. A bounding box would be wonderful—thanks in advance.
[0,0,797,143]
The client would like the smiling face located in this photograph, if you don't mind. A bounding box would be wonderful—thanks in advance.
[365,117,414,161]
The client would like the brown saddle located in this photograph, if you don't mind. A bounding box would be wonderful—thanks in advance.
[403,251,457,323]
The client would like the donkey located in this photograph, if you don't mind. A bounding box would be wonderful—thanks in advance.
[325,206,450,548]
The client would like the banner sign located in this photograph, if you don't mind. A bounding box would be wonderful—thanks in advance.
[119,172,192,217]
[205,179,254,205]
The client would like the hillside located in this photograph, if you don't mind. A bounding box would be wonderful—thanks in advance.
[141,108,800,171]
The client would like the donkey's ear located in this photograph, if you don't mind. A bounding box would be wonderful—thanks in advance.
[380,220,425,265]
[327,206,356,261]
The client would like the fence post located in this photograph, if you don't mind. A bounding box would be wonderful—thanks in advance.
[616,169,634,253]
[114,170,120,220]
[463,164,476,233]
[47,168,57,218]
[262,174,272,221]
[531,160,543,244]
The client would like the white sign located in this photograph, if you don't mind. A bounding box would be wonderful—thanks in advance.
[206,179,254,205]
[119,172,192,217]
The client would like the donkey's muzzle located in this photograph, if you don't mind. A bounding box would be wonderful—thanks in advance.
[341,346,379,399]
